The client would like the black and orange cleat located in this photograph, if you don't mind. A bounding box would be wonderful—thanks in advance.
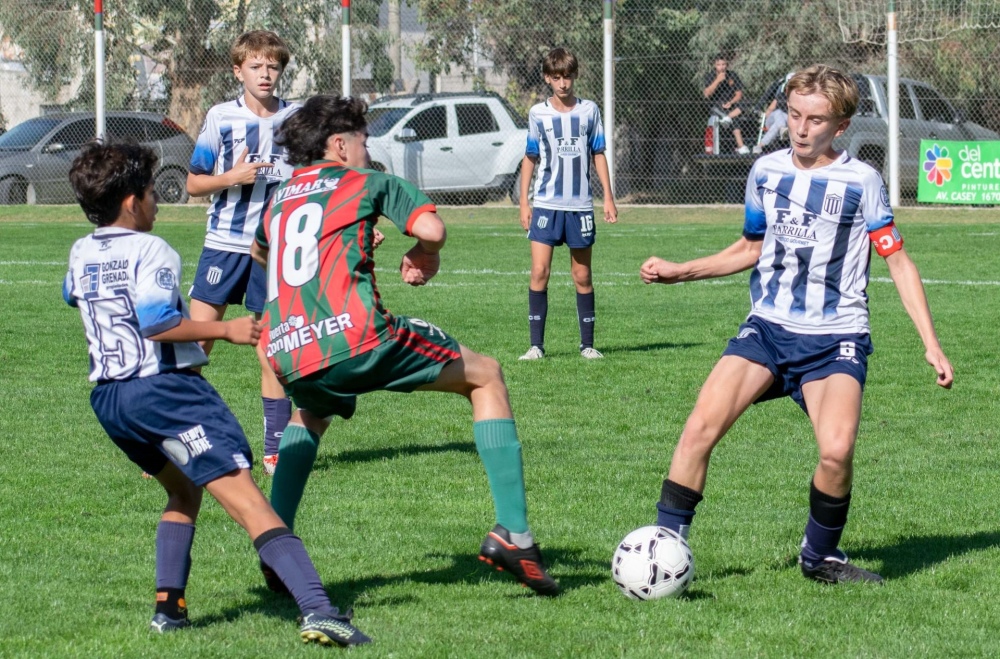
[478,524,559,596]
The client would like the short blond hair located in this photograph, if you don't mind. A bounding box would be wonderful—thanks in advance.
[785,65,859,119]
[230,30,291,68]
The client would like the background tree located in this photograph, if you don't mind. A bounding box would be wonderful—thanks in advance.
[0,0,392,137]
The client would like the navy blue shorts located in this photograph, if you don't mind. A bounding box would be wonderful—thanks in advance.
[90,370,253,485]
[189,247,266,313]
[527,208,596,248]
[722,316,873,413]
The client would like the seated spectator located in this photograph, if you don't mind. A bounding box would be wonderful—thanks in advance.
[754,72,794,154]
[704,53,750,154]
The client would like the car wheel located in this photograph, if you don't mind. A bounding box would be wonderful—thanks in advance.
[155,168,189,204]
[509,170,533,206]
[0,177,28,205]
[858,146,885,175]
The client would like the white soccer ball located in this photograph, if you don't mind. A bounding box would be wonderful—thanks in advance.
[611,525,694,600]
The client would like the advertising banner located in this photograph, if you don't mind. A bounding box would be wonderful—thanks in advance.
[918,140,1000,204]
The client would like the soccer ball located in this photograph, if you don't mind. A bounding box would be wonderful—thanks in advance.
[611,526,694,600]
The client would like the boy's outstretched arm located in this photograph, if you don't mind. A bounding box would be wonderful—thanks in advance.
[149,316,261,346]
[884,248,954,388]
[400,212,446,287]
[593,152,617,223]
[641,236,762,285]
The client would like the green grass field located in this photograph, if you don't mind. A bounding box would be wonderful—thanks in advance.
[2,203,999,657]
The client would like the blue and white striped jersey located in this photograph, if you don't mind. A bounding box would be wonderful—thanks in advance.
[64,228,208,382]
[525,98,606,211]
[743,150,897,335]
[190,97,300,253]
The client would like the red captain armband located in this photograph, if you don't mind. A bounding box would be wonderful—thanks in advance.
[869,222,903,257]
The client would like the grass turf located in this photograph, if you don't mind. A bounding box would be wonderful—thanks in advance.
[1,203,998,657]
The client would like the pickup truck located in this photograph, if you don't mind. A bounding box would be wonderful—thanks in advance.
[694,73,999,201]
[365,91,528,204]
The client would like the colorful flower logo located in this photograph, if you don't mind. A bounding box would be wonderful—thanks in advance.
[923,144,952,186]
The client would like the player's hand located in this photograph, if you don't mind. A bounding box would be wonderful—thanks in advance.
[229,147,271,186]
[400,243,440,286]
[224,316,262,346]
[640,257,683,285]
[604,201,618,224]
[926,348,954,389]
[520,205,533,232]
[373,228,386,249]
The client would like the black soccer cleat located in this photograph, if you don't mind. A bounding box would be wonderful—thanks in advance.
[149,611,191,633]
[260,561,290,595]
[800,555,884,584]
[478,524,560,596]
[299,610,372,647]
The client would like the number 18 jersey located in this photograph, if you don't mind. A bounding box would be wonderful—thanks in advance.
[256,162,436,383]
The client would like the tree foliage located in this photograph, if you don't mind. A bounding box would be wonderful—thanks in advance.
[0,0,392,136]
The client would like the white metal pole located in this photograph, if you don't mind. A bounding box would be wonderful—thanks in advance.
[342,0,351,97]
[95,0,106,140]
[603,0,615,196]
[887,3,900,206]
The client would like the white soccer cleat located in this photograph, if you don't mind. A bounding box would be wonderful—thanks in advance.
[580,347,604,359]
[262,454,278,475]
[519,346,545,361]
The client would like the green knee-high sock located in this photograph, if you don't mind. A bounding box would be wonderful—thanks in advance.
[474,419,529,534]
[270,424,321,531]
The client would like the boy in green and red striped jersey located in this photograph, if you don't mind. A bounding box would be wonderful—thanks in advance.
[251,95,558,597]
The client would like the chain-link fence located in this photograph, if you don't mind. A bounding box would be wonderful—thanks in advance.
[0,0,998,205]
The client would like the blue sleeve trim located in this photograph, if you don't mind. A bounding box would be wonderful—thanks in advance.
[743,206,767,237]
[189,143,217,175]
[62,277,77,307]
[525,135,540,157]
[139,309,183,338]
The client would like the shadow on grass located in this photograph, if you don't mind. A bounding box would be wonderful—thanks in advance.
[313,441,476,470]
[850,531,1000,579]
[199,546,607,628]
[528,342,703,358]
[769,531,1000,580]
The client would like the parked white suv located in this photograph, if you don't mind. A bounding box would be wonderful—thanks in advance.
[366,92,528,203]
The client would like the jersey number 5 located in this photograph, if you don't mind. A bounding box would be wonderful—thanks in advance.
[266,202,324,302]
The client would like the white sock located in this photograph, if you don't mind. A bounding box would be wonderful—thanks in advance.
[509,530,535,549]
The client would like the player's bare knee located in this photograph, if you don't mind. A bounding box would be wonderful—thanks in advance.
[817,446,854,475]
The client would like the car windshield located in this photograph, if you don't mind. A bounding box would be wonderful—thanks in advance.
[367,107,410,137]
[0,117,62,151]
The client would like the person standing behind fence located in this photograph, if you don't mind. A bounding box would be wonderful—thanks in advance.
[704,53,750,155]
[517,47,617,361]
[186,30,299,476]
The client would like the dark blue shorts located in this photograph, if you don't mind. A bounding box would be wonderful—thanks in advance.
[90,370,253,485]
[722,316,873,413]
[189,247,266,313]
[527,208,596,248]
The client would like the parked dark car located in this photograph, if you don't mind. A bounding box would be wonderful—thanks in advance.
[0,112,194,205]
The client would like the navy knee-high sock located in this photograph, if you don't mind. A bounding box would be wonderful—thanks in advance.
[656,479,703,540]
[528,288,547,349]
[801,481,851,564]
